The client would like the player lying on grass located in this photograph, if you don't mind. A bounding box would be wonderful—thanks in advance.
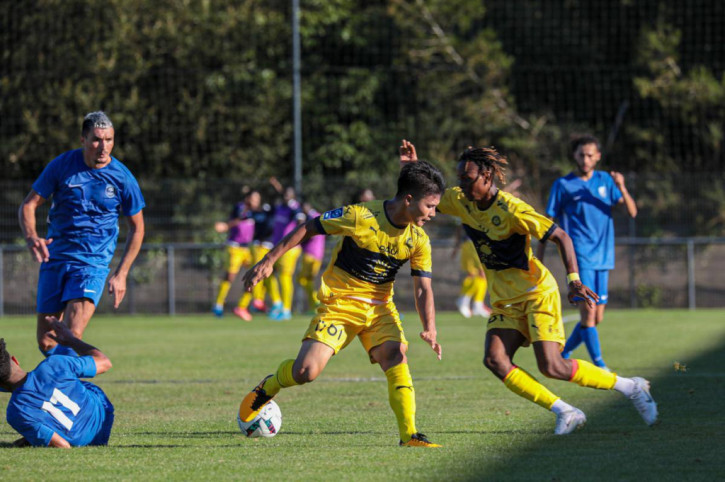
[400,140,657,434]
[239,161,445,447]
[1,319,114,447]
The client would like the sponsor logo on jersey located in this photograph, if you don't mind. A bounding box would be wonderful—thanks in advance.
[322,207,343,220]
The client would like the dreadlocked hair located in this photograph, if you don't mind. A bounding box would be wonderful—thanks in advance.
[458,146,509,185]
[0,338,11,383]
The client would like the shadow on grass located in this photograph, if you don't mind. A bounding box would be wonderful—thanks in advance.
[461,339,725,481]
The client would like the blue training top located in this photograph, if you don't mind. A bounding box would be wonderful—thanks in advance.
[6,356,108,447]
[545,171,622,270]
[32,149,145,268]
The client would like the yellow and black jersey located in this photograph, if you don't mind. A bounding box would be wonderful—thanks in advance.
[438,187,558,305]
[313,201,432,302]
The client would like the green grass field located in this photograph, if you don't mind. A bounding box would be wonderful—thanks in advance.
[1,309,724,481]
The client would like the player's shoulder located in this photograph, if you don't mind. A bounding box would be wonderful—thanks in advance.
[108,157,138,180]
[497,190,535,216]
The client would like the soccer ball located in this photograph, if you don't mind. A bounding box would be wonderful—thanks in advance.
[237,401,282,438]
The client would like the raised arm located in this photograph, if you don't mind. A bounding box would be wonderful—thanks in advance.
[242,218,322,292]
[546,227,599,307]
[399,139,418,168]
[107,210,145,309]
[18,190,51,263]
[47,318,112,374]
[413,276,442,360]
[610,171,637,218]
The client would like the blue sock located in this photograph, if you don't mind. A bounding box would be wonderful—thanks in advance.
[561,323,584,359]
[40,344,79,357]
[40,344,58,358]
[580,326,606,368]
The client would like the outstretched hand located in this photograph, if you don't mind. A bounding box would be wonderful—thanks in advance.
[242,258,275,292]
[399,139,418,166]
[420,330,442,360]
[567,281,599,308]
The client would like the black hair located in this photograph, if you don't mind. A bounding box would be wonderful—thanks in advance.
[458,147,509,185]
[571,135,601,155]
[396,161,446,199]
[0,338,11,384]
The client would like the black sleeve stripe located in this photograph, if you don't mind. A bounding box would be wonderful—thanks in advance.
[540,223,558,243]
[313,217,328,235]
[411,269,432,278]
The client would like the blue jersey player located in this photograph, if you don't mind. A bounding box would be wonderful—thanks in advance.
[1,319,114,448]
[19,112,145,357]
[540,135,637,369]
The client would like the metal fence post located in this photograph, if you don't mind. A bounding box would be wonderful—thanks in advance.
[167,245,176,315]
[687,239,696,310]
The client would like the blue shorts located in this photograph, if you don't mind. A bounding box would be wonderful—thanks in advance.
[37,262,109,313]
[579,269,609,305]
[82,381,115,446]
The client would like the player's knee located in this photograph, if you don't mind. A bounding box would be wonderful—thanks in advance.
[293,363,320,384]
[483,353,507,377]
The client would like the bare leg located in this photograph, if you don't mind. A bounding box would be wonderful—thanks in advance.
[483,328,526,379]
[291,339,335,384]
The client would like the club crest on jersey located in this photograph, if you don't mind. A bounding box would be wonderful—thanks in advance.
[598,186,607,198]
[322,207,343,220]
[105,185,117,198]
[491,215,501,226]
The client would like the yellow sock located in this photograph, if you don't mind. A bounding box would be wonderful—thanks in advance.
[238,292,252,309]
[473,276,487,303]
[569,359,616,390]
[503,366,560,410]
[385,364,417,442]
[266,276,281,305]
[215,281,232,306]
[461,276,476,297]
[252,279,266,303]
[279,273,295,310]
[261,359,298,396]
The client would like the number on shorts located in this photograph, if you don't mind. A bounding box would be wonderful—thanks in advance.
[315,320,344,340]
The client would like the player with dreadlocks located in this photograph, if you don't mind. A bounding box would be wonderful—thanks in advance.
[399,140,658,435]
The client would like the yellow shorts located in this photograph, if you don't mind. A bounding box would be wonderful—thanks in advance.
[225,246,253,274]
[461,240,483,276]
[487,289,565,347]
[275,246,302,276]
[251,243,271,264]
[302,297,407,363]
[299,253,322,280]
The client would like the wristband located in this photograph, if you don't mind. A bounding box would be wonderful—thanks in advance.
[566,273,580,284]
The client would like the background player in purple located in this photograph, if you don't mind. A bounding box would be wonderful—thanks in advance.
[2,320,114,448]
[298,202,325,313]
[268,177,306,321]
[213,190,257,320]
[19,112,145,357]
[539,135,637,370]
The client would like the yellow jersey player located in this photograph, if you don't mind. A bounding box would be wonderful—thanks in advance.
[239,161,446,447]
[400,140,658,435]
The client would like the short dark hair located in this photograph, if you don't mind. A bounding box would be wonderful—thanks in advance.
[396,161,446,199]
[571,135,601,155]
[458,146,509,185]
[81,111,114,137]
[0,338,11,384]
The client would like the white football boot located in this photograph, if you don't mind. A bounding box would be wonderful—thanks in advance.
[629,377,658,426]
[554,408,587,435]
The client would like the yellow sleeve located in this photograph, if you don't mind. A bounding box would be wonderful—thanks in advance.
[409,228,433,277]
[436,187,463,216]
[315,205,358,237]
[511,200,556,241]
